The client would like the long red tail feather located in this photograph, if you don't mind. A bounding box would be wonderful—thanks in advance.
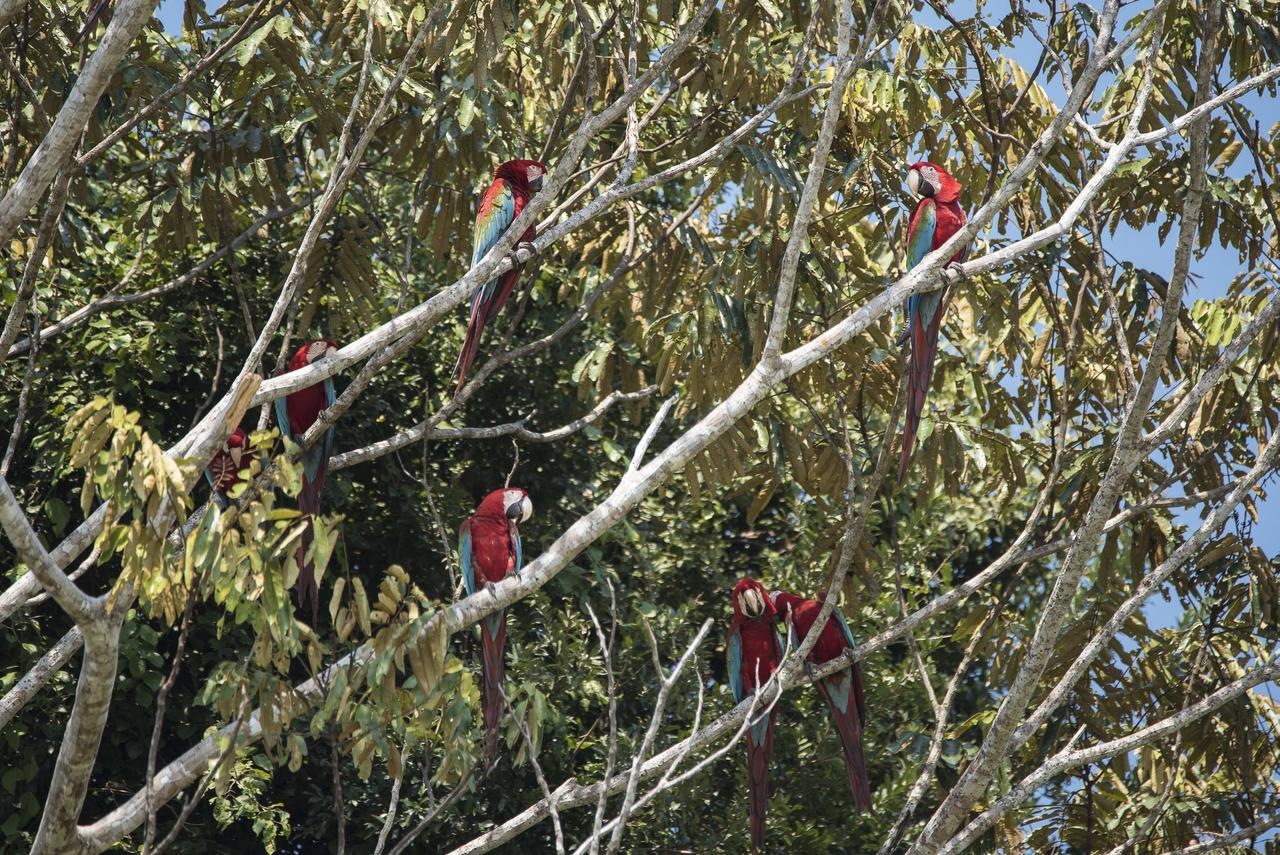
[819,677,872,812]
[899,297,946,481]
[454,268,522,392]
[295,462,326,625]
[480,613,507,761]
[746,710,776,853]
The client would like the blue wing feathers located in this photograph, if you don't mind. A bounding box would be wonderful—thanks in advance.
[472,182,517,265]
[471,182,518,313]
[274,396,292,441]
[834,609,857,649]
[459,522,477,596]
[727,629,744,702]
[905,199,937,271]
[827,669,853,715]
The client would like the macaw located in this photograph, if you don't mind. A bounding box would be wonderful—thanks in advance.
[899,160,969,480]
[458,487,533,760]
[772,590,871,811]
[454,159,548,392]
[274,339,338,624]
[726,577,785,853]
[205,427,250,509]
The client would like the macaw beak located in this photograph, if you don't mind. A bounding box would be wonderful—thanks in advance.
[229,447,243,467]
[529,173,544,192]
[740,587,766,619]
[907,169,936,198]
[317,344,337,361]
[505,495,532,522]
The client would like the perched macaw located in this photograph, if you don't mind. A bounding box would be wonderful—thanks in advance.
[726,577,785,853]
[274,339,338,624]
[772,590,871,811]
[899,160,969,480]
[459,487,533,760]
[454,159,548,392]
[205,427,250,509]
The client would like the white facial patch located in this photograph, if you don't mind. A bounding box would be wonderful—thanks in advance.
[503,489,532,521]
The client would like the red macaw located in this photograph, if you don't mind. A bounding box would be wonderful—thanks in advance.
[726,577,784,853]
[274,339,338,624]
[454,159,548,392]
[772,590,871,811]
[899,160,969,480]
[459,487,533,760]
[205,427,250,509]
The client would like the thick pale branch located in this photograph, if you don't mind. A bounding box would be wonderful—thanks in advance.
[30,624,120,854]
[0,478,99,625]
[0,625,82,730]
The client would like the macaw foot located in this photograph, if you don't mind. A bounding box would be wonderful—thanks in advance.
[507,241,539,268]
[940,262,967,286]
[804,660,820,686]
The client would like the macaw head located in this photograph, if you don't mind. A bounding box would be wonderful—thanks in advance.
[906,161,962,204]
[496,159,548,193]
[289,339,339,371]
[732,577,777,623]
[477,487,533,523]
[770,589,804,623]
[221,427,248,468]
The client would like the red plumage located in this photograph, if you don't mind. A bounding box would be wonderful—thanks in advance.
[284,341,337,436]
[899,161,969,480]
[455,159,547,392]
[454,267,520,394]
[278,339,338,623]
[206,428,250,498]
[900,296,947,482]
[461,487,530,760]
[479,615,507,760]
[773,591,872,812]
[728,578,783,853]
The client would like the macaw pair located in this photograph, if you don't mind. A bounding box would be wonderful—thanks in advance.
[458,487,533,760]
[453,159,547,393]
[204,339,338,625]
[897,160,970,480]
[727,578,872,852]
